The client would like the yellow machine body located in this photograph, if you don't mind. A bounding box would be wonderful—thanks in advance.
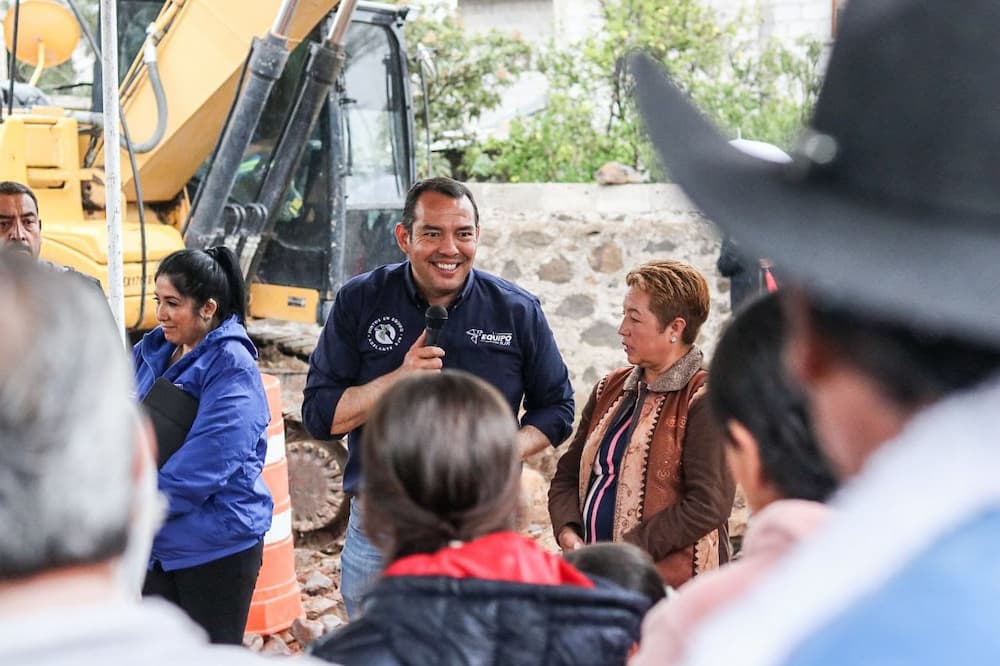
[1,0,345,328]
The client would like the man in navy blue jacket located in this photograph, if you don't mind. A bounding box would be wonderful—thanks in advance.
[303,177,574,618]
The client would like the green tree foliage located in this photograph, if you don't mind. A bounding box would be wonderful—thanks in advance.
[418,0,823,182]
[405,2,532,177]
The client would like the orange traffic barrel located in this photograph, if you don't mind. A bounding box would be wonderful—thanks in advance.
[246,373,304,635]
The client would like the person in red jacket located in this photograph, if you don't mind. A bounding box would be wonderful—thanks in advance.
[310,371,648,666]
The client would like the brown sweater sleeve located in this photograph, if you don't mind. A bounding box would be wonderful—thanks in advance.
[547,382,599,542]
[622,389,735,560]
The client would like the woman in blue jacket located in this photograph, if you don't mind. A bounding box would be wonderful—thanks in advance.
[133,246,272,645]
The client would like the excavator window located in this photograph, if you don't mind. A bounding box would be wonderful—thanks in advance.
[238,10,413,303]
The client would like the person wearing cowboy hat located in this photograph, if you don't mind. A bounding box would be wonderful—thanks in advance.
[630,1,1000,664]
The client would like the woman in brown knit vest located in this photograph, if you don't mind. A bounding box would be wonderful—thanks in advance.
[549,260,735,587]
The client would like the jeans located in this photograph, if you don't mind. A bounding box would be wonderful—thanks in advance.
[339,497,384,619]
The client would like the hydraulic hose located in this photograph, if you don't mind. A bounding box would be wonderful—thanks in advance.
[67,0,167,154]
[123,32,168,154]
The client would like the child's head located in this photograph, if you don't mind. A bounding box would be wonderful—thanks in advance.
[709,293,838,511]
[564,542,666,607]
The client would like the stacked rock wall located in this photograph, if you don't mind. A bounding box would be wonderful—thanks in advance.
[468,183,734,402]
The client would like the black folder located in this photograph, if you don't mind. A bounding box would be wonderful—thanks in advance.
[141,377,200,469]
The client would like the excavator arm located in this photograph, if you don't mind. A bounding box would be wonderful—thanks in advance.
[111,0,340,203]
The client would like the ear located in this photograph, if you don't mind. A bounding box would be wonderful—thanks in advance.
[783,290,833,388]
[667,316,687,339]
[726,420,772,511]
[200,297,218,321]
[394,223,411,254]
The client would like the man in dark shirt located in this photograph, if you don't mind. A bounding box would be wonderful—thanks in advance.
[303,177,574,618]
[0,180,105,295]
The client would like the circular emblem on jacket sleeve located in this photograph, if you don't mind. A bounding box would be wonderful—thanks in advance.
[367,316,404,352]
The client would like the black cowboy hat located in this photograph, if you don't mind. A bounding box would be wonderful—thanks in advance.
[632,1,1000,346]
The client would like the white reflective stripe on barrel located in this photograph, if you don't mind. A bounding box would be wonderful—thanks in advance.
[264,507,292,545]
[265,430,286,465]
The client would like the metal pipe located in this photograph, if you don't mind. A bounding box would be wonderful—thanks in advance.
[100,0,126,344]
[240,38,345,281]
[242,3,359,283]
[183,32,290,249]
[325,0,359,47]
[271,0,301,37]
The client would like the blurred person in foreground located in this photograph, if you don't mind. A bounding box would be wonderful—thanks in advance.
[632,293,838,665]
[548,260,735,588]
[0,250,296,666]
[132,247,272,645]
[311,371,647,666]
[631,1,1000,663]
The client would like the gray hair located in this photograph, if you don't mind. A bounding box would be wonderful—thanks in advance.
[0,251,136,579]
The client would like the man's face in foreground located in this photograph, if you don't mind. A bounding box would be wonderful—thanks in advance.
[783,291,907,479]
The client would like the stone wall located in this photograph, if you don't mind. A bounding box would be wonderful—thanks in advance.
[468,183,732,400]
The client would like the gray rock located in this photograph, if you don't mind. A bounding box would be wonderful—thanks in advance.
[321,614,345,633]
[581,322,621,348]
[243,633,264,651]
[594,161,647,185]
[582,366,600,386]
[303,595,339,617]
[515,230,555,248]
[290,617,325,647]
[302,571,334,594]
[556,294,595,318]
[538,257,572,284]
[261,635,292,656]
[501,260,522,280]
[644,238,679,254]
[588,241,624,273]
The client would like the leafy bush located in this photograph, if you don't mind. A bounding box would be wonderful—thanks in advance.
[414,0,824,182]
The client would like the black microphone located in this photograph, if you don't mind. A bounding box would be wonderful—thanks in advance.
[424,305,448,347]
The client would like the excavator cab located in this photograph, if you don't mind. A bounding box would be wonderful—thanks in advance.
[234,4,414,324]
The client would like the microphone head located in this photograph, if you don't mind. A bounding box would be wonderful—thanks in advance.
[425,305,448,331]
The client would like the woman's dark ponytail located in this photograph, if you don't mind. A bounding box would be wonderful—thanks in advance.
[206,246,248,326]
[156,246,249,328]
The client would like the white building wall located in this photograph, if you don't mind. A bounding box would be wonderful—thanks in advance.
[455,0,835,47]
[707,0,835,43]
[455,0,554,44]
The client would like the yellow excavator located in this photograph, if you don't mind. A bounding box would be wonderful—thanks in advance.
[3,0,412,327]
[0,0,417,533]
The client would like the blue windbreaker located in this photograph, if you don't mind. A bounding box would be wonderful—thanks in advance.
[133,315,273,571]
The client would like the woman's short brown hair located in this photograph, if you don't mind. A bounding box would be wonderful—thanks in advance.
[361,371,521,562]
[626,260,710,344]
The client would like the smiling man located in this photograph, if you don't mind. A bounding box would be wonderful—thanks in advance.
[303,177,574,618]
